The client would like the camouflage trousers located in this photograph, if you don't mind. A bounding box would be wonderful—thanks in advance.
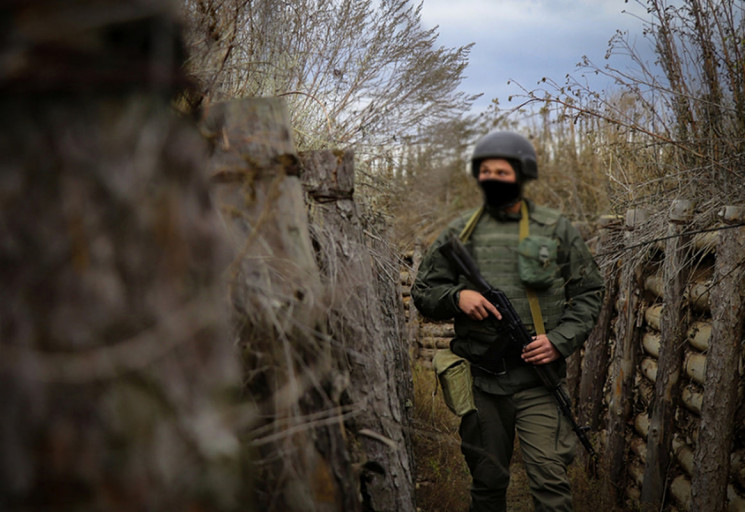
[459,384,577,512]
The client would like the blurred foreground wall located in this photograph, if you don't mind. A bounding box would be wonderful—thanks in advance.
[0,1,243,510]
[0,2,416,511]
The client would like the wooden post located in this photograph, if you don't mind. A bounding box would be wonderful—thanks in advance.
[205,99,336,512]
[578,216,621,431]
[606,209,648,503]
[406,244,423,363]
[690,206,745,512]
[641,200,694,508]
[299,150,416,512]
[203,99,320,313]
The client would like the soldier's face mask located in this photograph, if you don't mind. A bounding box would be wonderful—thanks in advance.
[479,179,522,209]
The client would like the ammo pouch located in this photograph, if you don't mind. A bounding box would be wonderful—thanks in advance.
[433,348,476,416]
[517,235,559,290]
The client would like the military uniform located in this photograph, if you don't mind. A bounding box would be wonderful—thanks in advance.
[412,199,604,511]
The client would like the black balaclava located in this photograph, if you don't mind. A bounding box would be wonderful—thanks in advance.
[479,179,522,210]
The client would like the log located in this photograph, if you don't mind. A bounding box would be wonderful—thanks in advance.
[691,208,745,512]
[418,358,434,370]
[684,352,707,385]
[300,150,416,512]
[420,323,455,338]
[681,385,703,415]
[642,276,711,313]
[606,209,647,503]
[204,98,321,332]
[687,281,711,312]
[732,450,745,490]
[692,230,717,254]
[641,358,658,382]
[419,337,451,350]
[299,149,354,202]
[642,202,693,509]
[629,462,645,488]
[626,484,641,503]
[630,437,648,462]
[634,413,650,437]
[727,490,745,512]
[645,304,663,331]
[406,244,422,354]
[671,470,745,512]
[673,438,694,476]
[671,475,691,511]
[578,219,619,431]
[206,99,340,512]
[643,332,661,357]
[687,321,711,352]
[644,275,665,299]
[639,378,655,404]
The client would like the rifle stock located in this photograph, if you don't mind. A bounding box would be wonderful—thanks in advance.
[439,235,597,459]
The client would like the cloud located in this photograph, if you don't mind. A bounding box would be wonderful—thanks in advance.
[420,0,627,32]
[419,0,656,110]
[421,0,539,28]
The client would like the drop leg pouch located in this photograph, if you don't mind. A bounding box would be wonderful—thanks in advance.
[433,348,477,416]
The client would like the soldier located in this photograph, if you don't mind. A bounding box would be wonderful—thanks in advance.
[412,131,604,511]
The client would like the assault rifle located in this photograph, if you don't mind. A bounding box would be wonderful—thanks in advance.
[439,235,597,459]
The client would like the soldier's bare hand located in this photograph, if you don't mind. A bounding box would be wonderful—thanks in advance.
[458,290,502,320]
[522,334,560,365]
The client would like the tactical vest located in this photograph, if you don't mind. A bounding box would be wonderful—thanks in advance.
[451,202,568,394]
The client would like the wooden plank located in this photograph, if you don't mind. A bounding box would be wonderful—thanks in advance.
[691,207,745,512]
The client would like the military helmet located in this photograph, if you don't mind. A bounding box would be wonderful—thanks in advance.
[470,131,538,180]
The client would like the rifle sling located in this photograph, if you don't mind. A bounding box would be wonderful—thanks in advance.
[519,201,546,336]
[459,206,483,243]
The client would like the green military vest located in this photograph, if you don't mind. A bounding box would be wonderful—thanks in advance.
[452,201,568,394]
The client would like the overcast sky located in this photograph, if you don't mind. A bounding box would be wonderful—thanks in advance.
[418,0,660,114]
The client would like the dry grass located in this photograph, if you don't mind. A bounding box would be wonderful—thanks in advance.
[411,362,625,512]
[411,363,534,511]
[411,363,471,512]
